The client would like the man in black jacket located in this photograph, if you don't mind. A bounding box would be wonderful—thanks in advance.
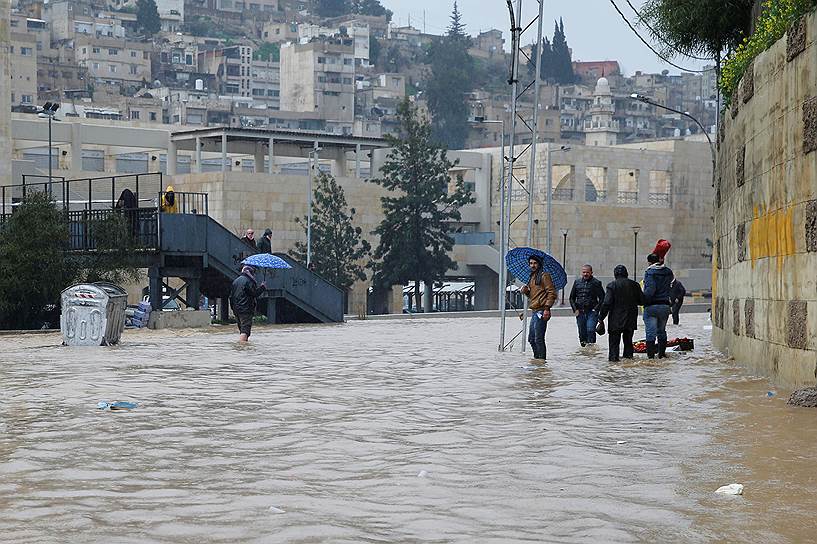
[257,228,273,254]
[598,265,643,362]
[569,264,606,346]
[670,279,686,325]
[230,265,266,342]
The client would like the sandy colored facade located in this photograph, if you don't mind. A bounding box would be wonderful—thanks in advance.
[1,0,11,185]
[713,9,817,387]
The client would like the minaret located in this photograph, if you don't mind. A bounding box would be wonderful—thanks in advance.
[585,75,618,146]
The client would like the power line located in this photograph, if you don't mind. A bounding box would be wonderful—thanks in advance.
[623,0,714,61]
[609,0,709,73]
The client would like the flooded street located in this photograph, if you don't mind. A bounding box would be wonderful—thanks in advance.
[1,314,816,543]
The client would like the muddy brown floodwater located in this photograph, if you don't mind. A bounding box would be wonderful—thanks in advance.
[1,314,816,543]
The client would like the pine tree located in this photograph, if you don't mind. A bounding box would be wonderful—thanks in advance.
[136,0,161,36]
[0,192,76,329]
[290,173,371,293]
[425,2,474,149]
[369,100,474,311]
[314,0,350,18]
[528,37,555,81]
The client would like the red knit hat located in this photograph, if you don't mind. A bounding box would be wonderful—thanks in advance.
[653,239,671,260]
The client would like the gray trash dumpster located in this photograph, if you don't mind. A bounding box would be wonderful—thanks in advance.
[60,282,128,346]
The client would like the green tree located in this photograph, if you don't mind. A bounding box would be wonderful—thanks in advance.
[425,2,474,149]
[639,0,754,61]
[0,192,76,330]
[290,173,371,293]
[253,42,280,62]
[368,100,474,312]
[136,0,161,35]
[314,0,350,17]
[78,212,142,285]
[368,34,381,66]
[528,36,556,81]
[551,18,574,84]
[352,0,392,19]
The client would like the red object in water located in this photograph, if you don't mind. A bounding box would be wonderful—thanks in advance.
[653,239,672,260]
[632,337,694,353]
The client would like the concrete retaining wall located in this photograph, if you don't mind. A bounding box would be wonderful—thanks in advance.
[148,310,211,329]
[714,10,817,386]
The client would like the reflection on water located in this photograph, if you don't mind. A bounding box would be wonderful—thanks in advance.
[1,315,816,543]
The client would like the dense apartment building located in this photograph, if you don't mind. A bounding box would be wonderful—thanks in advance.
[298,19,370,65]
[280,39,355,123]
[198,44,253,98]
[250,58,280,109]
[74,36,152,86]
[9,29,38,107]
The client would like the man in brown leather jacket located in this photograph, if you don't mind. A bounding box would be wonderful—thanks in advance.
[520,255,557,360]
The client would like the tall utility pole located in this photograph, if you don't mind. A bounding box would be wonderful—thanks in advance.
[498,0,547,353]
[307,141,319,268]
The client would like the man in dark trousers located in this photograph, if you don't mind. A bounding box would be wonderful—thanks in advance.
[569,264,606,346]
[520,255,557,360]
[597,265,643,362]
[230,265,265,342]
[670,279,686,325]
[257,228,273,254]
[643,253,674,358]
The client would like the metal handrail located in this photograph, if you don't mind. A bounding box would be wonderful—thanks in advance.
[158,191,209,215]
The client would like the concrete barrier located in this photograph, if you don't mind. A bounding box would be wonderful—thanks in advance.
[148,310,212,329]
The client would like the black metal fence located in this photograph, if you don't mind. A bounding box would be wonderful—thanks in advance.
[67,208,159,251]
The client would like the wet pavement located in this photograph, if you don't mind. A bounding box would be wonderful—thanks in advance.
[1,314,816,543]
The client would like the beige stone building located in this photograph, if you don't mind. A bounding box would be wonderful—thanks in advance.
[74,36,152,86]
[198,44,253,98]
[279,39,355,123]
[1,0,11,184]
[9,29,37,107]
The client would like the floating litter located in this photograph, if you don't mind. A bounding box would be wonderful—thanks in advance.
[715,483,744,495]
[766,391,775,398]
[616,441,626,445]
[417,470,428,478]
[97,401,138,411]
[268,506,286,514]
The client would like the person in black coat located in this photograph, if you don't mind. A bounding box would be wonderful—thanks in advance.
[569,264,606,346]
[597,265,643,362]
[257,228,273,254]
[230,265,266,342]
[670,279,686,325]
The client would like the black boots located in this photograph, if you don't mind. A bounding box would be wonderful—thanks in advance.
[646,340,656,359]
[658,339,667,359]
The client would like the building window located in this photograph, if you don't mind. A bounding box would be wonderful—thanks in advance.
[143,52,149,59]
[130,64,138,74]
[21,95,33,104]
[150,112,157,121]
[82,47,87,54]
[92,47,101,54]
[343,58,352,65]
[109,48,119,55]
[20,47,33,56]
[342,77,352,85]
[317,56,326,64]
[131,110,140,120]
[131,51,137,57]
[93,62,100,70]
[109,64,117,73]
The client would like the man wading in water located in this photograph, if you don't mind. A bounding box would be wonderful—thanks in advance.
[520,255,557,360]
[230,265,266,342]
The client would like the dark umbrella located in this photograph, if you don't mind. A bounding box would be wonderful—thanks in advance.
[505,247,567,290]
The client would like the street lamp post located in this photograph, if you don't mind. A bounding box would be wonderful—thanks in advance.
[39,102,60,193]
[307,141,320,268]
[630,94,716,186]
[632,225,641,281]
[545,145,570,252]
[560,228,568,305]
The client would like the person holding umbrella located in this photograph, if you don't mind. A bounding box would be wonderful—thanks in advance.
[520,255,558,360]
[230,265,265,342]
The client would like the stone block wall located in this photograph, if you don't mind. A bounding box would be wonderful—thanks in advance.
[0,0,11,185]
[714,9,817,387]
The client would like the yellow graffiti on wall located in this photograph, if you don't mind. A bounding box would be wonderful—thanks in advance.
[749,205,795,268]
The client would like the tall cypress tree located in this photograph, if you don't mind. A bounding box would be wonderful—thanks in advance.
[425,2,474,149]
[528,36,555,82]
[551,18,575,84]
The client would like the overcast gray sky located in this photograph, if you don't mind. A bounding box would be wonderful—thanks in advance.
[383,0,710,76]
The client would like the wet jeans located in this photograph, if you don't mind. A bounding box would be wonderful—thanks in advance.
[528,310,548,359]
[575,310,599,344]
[643,304,671,343]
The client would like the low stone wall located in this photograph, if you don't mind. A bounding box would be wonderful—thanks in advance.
[714,10,817,386]
[148,310,211,330]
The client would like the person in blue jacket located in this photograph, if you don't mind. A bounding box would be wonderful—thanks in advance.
[642,253,674,358]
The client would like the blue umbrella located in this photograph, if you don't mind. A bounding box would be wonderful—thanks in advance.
[505,247,567,290]
[241,254,292,269]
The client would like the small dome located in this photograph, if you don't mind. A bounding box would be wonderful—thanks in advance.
[594,76,611,95]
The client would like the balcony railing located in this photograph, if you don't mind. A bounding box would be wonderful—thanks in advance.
[617,191,638,204]
[553,188,574,201]
[649,192,672,207]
